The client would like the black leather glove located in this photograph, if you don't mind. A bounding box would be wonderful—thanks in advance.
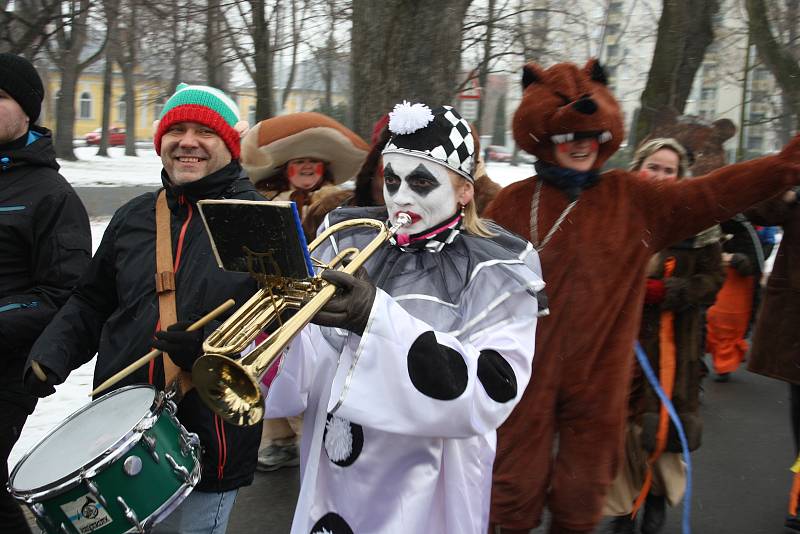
[24,361,58,398]
[153,321,204,372]
[312,269,376,336]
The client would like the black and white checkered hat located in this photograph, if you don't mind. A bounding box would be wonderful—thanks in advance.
[382,102,476,182]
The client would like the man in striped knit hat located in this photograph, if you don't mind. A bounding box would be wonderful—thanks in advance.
[26,84,262,534]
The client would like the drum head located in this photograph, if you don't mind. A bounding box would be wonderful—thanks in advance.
[11,385,157,492]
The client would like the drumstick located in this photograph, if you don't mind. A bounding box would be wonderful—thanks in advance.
[89,299,235,397]
[31,361,48,381]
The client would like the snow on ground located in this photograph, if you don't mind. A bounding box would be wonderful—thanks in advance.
[485,161,535,187]
[59,146,163,186]
[57,147,535,189]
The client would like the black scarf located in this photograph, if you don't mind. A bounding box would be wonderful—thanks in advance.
[534,160,600,201]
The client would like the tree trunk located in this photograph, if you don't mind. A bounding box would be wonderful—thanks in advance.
[280,0,303,110]
[635,0,719,143]
[98,0,119,157]
[169,0,183,92]
[747,0,800,131]
[97,50,114,157]
[475,0,495,133]
[351,0,473,140]
[121,3,137,157]
[205,0,226,90]
[251,0,273,121]
[50,0,106,160]
[54,66,79,160]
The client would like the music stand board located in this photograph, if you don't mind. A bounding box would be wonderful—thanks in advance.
[198,199,314,280]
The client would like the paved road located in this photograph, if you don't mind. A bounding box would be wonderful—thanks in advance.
[224,365,795,534]
[76,186,159,217]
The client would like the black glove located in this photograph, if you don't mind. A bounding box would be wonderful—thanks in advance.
[153,321,204,372]
[24,361,58,398]
[312,269,376,336]
[662,277,689,312]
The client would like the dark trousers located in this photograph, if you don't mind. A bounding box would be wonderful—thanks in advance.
[1,401,33,534]
[792,384,800,455]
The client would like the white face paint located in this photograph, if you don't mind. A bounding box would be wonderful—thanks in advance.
[382,153,459,236]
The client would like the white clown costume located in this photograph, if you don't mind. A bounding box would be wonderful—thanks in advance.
[263,103,545,534]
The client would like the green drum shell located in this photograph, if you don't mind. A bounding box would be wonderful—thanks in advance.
[10,386,200,534]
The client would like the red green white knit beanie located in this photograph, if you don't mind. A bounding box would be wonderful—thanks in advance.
[154,83,242,159]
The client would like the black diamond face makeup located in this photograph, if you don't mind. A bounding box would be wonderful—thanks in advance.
[384,163,442,198]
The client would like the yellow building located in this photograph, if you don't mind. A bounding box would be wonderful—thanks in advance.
[37,61,349,141]
[39,70,172,141]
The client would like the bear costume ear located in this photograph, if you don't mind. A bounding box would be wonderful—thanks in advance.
[522,63,546,89]
[711,118,737,143]
[584,58,608,85]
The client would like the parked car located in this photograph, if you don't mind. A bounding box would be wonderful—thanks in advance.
[485,145,512,163]
[85,127,126,146]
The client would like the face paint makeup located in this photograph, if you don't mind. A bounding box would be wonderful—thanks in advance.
[382,153,459,236]
[287,158,326,191]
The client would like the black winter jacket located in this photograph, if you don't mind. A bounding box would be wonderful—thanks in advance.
[1,128,90,413]
[28,161,263,492]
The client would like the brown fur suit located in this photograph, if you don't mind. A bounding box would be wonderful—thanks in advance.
[485,59,800,533]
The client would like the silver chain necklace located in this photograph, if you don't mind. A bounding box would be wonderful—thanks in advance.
[530,179,579,252]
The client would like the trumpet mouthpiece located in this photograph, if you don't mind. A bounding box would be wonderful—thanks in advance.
[395,212,412,228]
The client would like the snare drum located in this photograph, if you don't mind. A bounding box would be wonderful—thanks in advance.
[9,385,201,533]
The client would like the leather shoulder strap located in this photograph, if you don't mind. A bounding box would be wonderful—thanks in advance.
[155,189,190,391]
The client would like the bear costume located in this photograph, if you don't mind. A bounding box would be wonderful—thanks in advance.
[485,59,800,533]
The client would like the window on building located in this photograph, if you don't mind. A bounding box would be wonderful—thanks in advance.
[606,23,621,35]
[753,67,770,81]
[248,105,256,127]
[117,94,127,123]
[608,1,623,13]
[607,44,619,58]
[701,87,716,101]
[79,92,92,119]
[747,136,763,150]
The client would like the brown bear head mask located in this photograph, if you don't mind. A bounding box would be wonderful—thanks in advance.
[512,59,624,169]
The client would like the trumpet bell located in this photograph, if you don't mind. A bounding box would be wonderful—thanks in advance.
[192,354,264,426]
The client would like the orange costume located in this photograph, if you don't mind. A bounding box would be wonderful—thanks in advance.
[706,265,755,374]
[485,59,800,533]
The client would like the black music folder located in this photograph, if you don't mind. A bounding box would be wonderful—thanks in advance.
[198,199,314,279]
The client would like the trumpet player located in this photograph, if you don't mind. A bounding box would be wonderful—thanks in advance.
[262,102,545,534]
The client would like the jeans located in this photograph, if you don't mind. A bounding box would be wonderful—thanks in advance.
[153,488,238,534]
[0,401,33,534]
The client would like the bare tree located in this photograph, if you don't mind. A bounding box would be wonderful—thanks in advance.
[350,0,473,140]
[97,0,119,157]
[746,0,800,131]
[47,0,107,160]
[117,0,138,156]
[635,0,720,143]
[205,0,227,89]
[0,0,62,56]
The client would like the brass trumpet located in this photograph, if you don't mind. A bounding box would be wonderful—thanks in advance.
[192,214,410,426]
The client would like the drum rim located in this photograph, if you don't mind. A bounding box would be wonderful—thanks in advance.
[138,457,202,531]
[8,384,164,500]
